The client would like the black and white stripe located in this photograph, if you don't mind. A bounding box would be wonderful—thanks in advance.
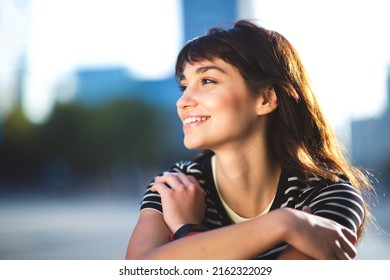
[140,153,364,260]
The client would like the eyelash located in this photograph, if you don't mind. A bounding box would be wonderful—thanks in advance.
[178,78,217,92]
[202,78,216,85]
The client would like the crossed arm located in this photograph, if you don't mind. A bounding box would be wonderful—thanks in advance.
[125,173,357,260]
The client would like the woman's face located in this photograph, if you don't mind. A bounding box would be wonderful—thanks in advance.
[176,58,263,151]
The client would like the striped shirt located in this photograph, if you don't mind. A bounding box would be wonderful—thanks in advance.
[140,153,364,259]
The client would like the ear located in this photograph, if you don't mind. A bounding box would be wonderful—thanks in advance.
[256,86,278,115]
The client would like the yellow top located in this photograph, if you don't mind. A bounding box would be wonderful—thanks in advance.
[211,155,274,224]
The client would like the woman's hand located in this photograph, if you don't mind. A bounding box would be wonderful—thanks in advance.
[151,172,206,233]
[280,208,357,259]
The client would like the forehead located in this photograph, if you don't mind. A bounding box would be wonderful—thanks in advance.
[181,58,238,79]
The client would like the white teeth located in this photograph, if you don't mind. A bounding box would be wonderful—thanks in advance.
[183,116,209,125]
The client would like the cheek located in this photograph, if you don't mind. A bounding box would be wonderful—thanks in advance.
[213,100,257,136]
[221,95,259,128]
[219,95,253,117]
[204,92,246,113]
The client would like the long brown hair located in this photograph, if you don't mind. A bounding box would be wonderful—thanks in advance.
[175,19,376,240]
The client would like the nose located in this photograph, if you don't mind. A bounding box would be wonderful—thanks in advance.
[176,88,198,109]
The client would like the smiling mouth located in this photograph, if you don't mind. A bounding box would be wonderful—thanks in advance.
[183,116,210,125]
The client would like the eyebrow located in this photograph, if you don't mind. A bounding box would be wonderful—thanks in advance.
[180,65,227,81]
[195,65,227,74]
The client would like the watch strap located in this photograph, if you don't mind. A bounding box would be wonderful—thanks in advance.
[171,224,209,241]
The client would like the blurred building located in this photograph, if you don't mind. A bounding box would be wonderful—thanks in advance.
[351,67,390,180]
[62,66,178,109]
[62,0,239,108]
[63,67,136,106]
[53,0,241,168]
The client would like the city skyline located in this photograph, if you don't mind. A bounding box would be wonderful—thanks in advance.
[1,0,389,128]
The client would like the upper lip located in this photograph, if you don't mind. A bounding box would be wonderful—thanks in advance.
[181,114,211,125]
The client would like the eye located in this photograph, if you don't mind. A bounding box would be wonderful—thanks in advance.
[178,84,187,92]
[202,78,216,85]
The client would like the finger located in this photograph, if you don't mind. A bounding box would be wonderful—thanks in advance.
[339,229,357,259]
[150,182,172,194]
[334,239,355,260]
[156,173,199,190]
[155,173,185,190]
[187,175,206,196]
[302,206,312,214]
[187,175,201,185]
[333,240,347,260]
[341,227,357,245]
[176,174,206,197]
[175,173,200,188]
[331,228,357,260]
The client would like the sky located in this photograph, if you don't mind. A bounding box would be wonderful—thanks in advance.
[22,0,182,123]
[2,0,390,130]
[252,0,390,131]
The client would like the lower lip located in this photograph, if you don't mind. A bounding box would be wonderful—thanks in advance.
[183,119,208,129]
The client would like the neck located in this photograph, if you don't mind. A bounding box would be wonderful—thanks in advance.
[212,141,281,218]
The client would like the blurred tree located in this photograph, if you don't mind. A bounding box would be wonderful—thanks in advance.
[0,106,43,183]
[0,97,191,191]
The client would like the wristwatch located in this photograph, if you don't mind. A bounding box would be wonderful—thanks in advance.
[172,224,209,240]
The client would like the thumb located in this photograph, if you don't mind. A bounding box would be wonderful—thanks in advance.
[302,206,312,214]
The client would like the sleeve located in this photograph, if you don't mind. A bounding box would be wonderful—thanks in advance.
[139,160,201,213]
[139,172,164,213]
[307,181,365,233]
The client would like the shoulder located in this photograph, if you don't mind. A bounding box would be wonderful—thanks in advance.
[171,160,203,175]
[302,175,365,233]
[139,152,212,213]
[284,171,363,202]
[278,170,365,233]
[169,151,212,178]
[305,175,364,205]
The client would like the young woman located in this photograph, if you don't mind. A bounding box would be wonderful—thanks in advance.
[125,20,375,260]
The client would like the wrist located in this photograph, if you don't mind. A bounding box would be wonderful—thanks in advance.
[276,208,297,243]
[263,208,293,244]
[170,224,209,241]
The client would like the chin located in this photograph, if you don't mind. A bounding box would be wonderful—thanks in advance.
[184,143,201,150]
[183,139,206,150]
